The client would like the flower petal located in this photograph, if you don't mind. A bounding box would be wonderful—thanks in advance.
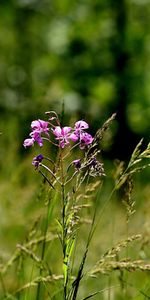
[31,120,41,131]
[23,138,34,148]
[69,132,79,142]
[32,154,44,168]
[75,120,89,130]
[73,159,81,169]
[31,119,49,134]
[80,132,93,144]
[62,126,72,135]
[52,126,62,137]
[30,131,43,147]
[38,119,49,132]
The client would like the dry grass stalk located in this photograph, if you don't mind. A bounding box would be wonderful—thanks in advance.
[90,260,150,275]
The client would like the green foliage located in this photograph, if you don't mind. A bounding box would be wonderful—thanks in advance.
[0,0,150,124]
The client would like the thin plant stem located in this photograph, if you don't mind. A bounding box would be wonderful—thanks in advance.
[65,171,78,185]
[59,148,67,299]
[40,163,61,183]
[108,215,115,300]
[63,142,80,160]
[24,261,35,300]
[81,284,121,300]
[108,275,111,300]
[70,182,99,300]
[124,219,129,298]
[39,169,55,189]
[36,192,52,300]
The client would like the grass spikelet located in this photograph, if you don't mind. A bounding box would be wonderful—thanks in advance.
[129,138,144,167]
[76,180,102,201]
[16,244,41,264]
[101,234,142,260]
[89,234,142,277]
[115,139,150,189]
[93,113,116,146]
[90,260,150,275]
[85,180,101,193]
[14,274,64,294]
[0,233,57,275]
[122,175,136,222]
[86,113,116,161]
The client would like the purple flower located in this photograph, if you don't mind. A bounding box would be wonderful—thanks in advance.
[23,119,49,148]
[80,132,93,149]
[73,159,81,169]
[75,120,89,131]
[23,138,34,148]
[31,119,49,135]
[52,126,72,148]
[69,132,79,142]
[32,154,44,168]
[70,120,89,142]
[30,131,43,147]
[70,120,93,149]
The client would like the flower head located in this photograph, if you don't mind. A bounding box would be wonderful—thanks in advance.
[75,120,89,130]
[31,119,49,135]
[70,120,93,149]
[32,154,44,168]
[71,120,89,141]
[23,119,49,148]
[80,132,93,149]
[52,126,72,148]
[30,131,43,147]
[73,159,81,169]
[23,138,34,148]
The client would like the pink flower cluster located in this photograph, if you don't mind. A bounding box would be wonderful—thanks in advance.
[52,120,93,149]
[23,119,49,148]
[23,118,93,150]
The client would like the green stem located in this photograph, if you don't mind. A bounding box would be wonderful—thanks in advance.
[60,150,69,300]
[108,275,111,300]
[62,184,67,300]
[36,193,51,300]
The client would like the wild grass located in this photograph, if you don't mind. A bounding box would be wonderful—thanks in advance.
[0,112,150,300]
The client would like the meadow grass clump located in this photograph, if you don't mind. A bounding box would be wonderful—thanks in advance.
[0,111,150,300]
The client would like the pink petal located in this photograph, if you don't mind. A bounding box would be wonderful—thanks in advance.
[38,119,49,131]
[31,119,49,134]
[30,131,43,147]
[59,140,66,148]
[75,120,89,130]
[80,132,93,144]
[69,132,78,142]
[62,127,72,135]
[31,120,40,130]
[23,138,34,148]
[53,126,62,137]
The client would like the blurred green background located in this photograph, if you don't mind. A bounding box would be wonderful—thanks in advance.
[0,0,150,298]
[0,0,150,155]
